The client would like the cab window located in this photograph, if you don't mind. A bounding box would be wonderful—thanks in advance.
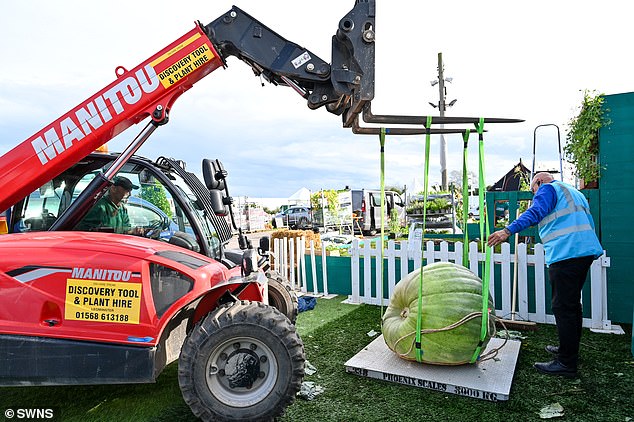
[19,182,66,231]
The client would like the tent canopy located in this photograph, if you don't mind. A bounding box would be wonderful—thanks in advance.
[288,187,311,204]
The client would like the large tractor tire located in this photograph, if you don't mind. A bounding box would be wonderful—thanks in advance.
[178,301,305,422]
[265,270,299,325]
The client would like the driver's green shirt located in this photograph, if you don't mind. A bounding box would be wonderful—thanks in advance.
[77,196,131,234]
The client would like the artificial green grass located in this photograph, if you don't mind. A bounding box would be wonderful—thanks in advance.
[295,294,359,338]
[283,300,634,422]
[0,296,631,421]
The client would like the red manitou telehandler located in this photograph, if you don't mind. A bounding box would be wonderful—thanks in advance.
[0,1,376,420]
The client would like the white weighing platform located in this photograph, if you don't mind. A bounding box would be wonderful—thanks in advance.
[344,335,521,402]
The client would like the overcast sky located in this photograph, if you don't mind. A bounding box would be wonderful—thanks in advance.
[0,1,631,201]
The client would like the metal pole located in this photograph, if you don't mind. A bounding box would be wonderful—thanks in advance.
[438,53,448,191]
[321,189,326,231]
[532,124,563,182]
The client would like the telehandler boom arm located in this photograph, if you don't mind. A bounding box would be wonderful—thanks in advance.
[0,1,375,213]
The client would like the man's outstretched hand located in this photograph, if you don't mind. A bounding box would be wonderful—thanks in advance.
[487,229,510,247]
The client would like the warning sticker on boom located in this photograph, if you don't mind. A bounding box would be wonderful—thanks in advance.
[65,279,142,324]
[150,34,215,88]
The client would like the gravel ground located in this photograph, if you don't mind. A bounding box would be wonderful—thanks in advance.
[225,230,275,251]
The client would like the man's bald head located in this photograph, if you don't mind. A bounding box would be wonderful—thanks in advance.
[530,172,555,193]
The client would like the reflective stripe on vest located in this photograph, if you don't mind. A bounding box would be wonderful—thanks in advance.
[540,223,594,243]
[539,184,590,226]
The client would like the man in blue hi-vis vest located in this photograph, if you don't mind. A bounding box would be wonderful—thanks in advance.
[488,172,603,378]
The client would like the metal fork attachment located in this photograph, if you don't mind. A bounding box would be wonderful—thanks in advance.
[346,102,524,135]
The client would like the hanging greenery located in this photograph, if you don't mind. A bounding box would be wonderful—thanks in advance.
[564,90,610,183]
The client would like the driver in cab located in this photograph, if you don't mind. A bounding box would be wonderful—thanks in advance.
[77,176,144,235]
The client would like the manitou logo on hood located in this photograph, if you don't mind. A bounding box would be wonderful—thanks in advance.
[31,65,160,165]
[72,267,136,282]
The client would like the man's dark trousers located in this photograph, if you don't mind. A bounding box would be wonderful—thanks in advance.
[548,255,595,369]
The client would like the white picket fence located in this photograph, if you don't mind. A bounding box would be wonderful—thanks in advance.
[271,237,617,332]
[349,239,615,331]
[271,237,334,297]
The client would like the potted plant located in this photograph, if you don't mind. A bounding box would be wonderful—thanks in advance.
[564,90,610,188]
[432,197,451,214]
[388,208,400,239]
[406,200,424,216]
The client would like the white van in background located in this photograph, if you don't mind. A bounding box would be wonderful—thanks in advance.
[351,189,405,235]
[314,188,405,235]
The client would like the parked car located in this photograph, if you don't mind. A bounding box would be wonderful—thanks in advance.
[273,206,312,229]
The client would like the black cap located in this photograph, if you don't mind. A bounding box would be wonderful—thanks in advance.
[113,176,139,191]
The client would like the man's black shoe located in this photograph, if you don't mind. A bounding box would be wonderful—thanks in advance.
[534,360,577,378]
[545,345,559,355]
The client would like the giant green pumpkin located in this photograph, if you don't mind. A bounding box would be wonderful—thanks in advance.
[382,261,494,365]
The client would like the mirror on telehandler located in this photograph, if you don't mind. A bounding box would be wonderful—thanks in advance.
[202,158,226,191]
[203,158,231,216]
[258,236,270,256]
[209,190,228,216]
